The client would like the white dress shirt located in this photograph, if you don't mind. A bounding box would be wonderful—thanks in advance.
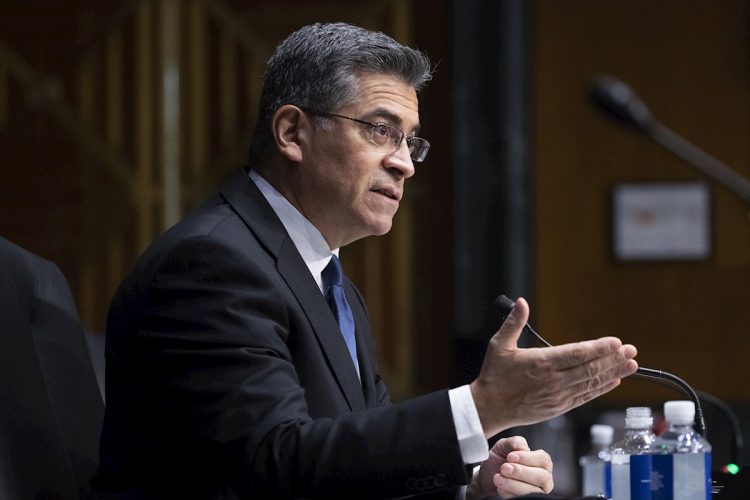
[249,170,488,468]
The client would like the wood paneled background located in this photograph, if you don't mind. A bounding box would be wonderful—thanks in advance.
[533,0,750,405]
[1,0,748,423]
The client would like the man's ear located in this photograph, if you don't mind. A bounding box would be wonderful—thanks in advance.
[271,105,307,163]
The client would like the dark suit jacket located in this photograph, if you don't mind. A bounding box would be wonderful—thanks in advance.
[0,236,103,500]
[94,168,469,499]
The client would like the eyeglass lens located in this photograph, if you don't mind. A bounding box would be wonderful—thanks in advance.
[369,123,429,162]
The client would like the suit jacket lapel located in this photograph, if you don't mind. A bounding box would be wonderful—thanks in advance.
[219,168,366,412]
[276,241,366,411]
[346,281,379,408]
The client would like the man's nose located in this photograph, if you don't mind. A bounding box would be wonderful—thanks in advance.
[383,140,416,178]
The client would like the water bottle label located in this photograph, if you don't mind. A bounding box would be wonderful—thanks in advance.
[651,454,672,499]
[650,453,711,500]
[605,461,612,498]
[704,453,712,500]
[611,462,630,500]
[630,455,652,500]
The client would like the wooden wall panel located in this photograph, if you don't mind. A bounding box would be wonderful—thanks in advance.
[532,0,750,402]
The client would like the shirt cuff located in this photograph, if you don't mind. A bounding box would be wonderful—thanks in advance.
[448,385,489,465]
[457,484,467,500]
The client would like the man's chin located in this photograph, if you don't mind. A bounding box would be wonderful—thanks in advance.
[350,220,393,244]
[371,219,394,237]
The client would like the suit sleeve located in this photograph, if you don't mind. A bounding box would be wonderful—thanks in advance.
[104,235,469,499]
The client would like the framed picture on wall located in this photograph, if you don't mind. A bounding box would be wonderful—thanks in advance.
[612,181,711,261]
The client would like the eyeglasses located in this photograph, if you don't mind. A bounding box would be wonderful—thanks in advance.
[299,107,430,162]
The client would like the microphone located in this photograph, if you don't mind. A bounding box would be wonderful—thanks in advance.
[590,75,656,132]
[492,295,707,437]
[590,75,750,204]
[490,295,551,348]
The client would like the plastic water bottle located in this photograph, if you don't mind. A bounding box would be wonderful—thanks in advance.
[611,407,655,500]
[580,424,614,497]
[652,401,711,500]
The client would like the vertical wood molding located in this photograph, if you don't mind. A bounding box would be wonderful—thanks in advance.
[188,0,208,186]
[161,0,181,228]
[78,54,96,327]
[391,206,415,393]
[0,54,7,129]
[107,233,124,305]
[219,31,237,151]
[389,0,413,43]
[135,0,155,252]
[105,30,125,320]
[106,31,123,152]
[247,53,262,141]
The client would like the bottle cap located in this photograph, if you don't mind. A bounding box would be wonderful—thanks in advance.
[625,406,653,428]
[590,424,614,445]
[664,400,695,424]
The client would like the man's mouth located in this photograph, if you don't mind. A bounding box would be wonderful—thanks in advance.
[372,188,400,201]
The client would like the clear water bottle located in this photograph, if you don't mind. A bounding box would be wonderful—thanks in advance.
[652,401,711,500]
[580,424,614,497]
[611,407,655,500]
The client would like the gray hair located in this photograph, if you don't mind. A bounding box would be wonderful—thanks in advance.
[248,22,432,165]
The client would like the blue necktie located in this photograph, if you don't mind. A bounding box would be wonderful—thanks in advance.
[322,255,359,375]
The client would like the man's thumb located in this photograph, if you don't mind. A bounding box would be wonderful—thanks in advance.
[490,296,529,350]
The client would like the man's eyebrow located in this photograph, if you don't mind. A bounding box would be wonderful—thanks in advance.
[364,107,421,134]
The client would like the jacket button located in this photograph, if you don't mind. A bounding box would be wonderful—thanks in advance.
[435,473,447,487]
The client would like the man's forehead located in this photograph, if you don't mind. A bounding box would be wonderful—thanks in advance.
[362,106,422,134]
[348,74,420,127]
[354,75,418,103]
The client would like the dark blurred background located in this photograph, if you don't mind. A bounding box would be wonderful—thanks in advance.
[2,0,749,494]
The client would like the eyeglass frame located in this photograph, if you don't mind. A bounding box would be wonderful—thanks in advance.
[297,106,430,162]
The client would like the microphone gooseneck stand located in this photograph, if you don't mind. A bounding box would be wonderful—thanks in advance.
[490,295,708,437]
[589,74,750,205]
[632,367,706,438]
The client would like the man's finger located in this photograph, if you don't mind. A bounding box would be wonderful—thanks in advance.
[506,449,553,471]
[488,297,529,350]
[567,378,624,410]
[495,460,554,495]
[546,337,623,370]
[492,436,530,457]
[552,356,636,407]
[560,348,639,386]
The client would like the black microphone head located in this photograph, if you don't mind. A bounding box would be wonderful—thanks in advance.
[590,75,655,132]
[470,295,516,340]
[479,295,552,347]
[491,294,517,325]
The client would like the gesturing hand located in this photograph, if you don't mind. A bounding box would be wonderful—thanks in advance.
[470,297,638,437]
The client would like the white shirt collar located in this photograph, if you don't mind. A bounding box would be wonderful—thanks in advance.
[249,169,337,293]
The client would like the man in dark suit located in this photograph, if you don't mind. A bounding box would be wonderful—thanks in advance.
[0,236,103,499]
[94,23,638,499]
